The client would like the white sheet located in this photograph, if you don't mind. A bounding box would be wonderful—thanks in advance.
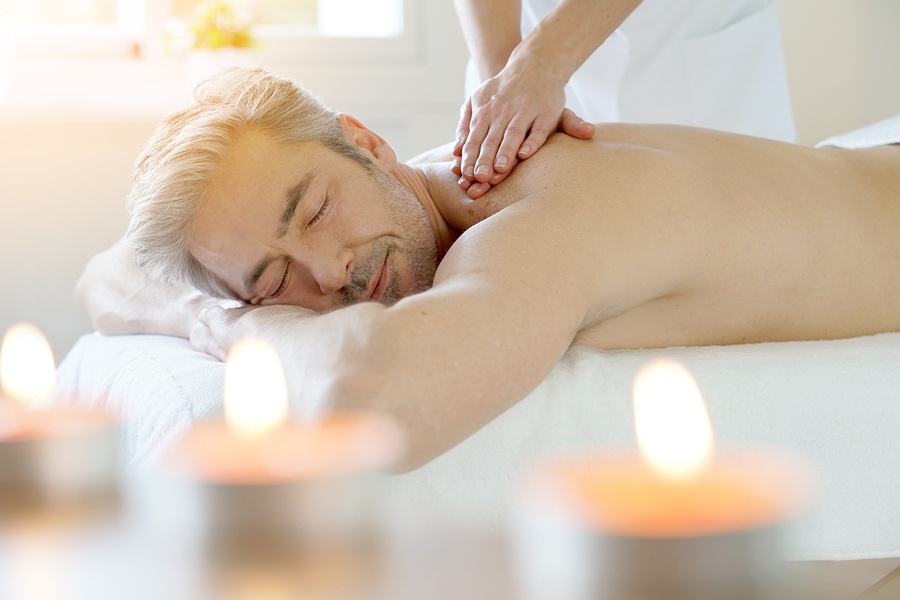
[49,331,900,561]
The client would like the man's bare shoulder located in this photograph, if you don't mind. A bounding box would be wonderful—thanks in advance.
[480,124,700,209]
[417,123,730,237]
[418,125,670,227]
[418,162,515,232]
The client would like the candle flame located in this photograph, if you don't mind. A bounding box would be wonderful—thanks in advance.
[0,323,56,407]
[633,359,714,481]
[224,337,288,438]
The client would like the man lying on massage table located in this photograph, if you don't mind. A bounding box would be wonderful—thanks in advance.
[77,68,900,470]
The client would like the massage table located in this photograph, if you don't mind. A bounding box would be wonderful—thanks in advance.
[48,330,900,562]
[43,115,900,563]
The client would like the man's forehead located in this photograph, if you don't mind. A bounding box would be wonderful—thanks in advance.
[187,133,336,296]
[203,132,322,213]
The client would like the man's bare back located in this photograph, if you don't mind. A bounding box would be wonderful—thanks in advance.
[425,124,900,351]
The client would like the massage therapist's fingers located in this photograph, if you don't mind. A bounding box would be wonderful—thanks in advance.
[489,161,516,186]
[558,108,595,140]
[493,115,530,173]
[472,123,512,183]
[453,100,473,158]
[458,80,499,179]
[460,113,496,182]
[518,114,558,160]
[465,180,492,199]
[462,153,518,198]
[466,165,514,198]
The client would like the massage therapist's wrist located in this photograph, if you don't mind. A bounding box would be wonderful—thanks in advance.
[478,42,519,82]
[507,39,573,89]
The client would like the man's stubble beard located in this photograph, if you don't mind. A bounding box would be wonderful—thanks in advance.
[339,167,438,307]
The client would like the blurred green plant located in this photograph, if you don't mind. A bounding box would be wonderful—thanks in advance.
[190,0,256,50]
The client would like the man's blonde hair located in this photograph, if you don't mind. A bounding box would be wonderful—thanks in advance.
[126,67,368,298]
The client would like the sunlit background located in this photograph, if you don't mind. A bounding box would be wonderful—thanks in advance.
[0,0,898,361]
[0,0,464,363]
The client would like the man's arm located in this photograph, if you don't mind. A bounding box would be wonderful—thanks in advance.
[197,215,587,471]
[76,236,237,339]
[194,141,686,470]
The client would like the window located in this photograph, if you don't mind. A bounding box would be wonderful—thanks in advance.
[174,0,403,37]
[0,0,406,60]
[0,0,463,122]
[0,0,118,22]
[0,0,142,58]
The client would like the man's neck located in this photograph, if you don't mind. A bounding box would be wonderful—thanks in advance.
[392,162,465,260]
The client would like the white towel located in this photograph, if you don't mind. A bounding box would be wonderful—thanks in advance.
[815,114,900,149]
[45,334,224,469]
[51,331,900,561]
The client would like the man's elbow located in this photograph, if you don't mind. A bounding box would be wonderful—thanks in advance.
[78,285,132,336]
[89,313,135,336]
[75,251,133,336]
[75,256,108,333]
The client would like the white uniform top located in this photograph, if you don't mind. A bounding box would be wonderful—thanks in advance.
[464,0,797,143]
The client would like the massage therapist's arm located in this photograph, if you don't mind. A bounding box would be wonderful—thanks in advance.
[453,0,641,198]
[76,237,238,339]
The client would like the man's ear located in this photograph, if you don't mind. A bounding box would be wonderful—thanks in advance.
[336,114,398,171]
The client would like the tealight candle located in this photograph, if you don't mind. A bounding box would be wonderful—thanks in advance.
[0,323,118,522]
[163,336,405,564]
[514,359,814,600]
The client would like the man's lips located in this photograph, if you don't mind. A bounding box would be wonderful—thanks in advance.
[363,252,389,302]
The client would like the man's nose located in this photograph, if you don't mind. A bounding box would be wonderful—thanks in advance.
[309,246,354,295]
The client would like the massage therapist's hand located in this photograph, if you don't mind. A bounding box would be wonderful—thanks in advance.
[453,59,595,199]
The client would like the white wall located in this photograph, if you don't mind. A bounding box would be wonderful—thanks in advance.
[0,117,157,362]
[1,0,898,362]
[776,0,900,146]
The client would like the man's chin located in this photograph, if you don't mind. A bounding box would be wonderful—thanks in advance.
[380,270,426,306]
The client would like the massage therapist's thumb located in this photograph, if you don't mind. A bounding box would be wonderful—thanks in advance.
[558,108,595,140]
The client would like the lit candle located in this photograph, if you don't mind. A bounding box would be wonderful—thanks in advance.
[514,359,814,600]
[164,336,405,563]
[0,323,118,521]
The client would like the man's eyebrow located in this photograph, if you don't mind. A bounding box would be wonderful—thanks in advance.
[278,172,315,239]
